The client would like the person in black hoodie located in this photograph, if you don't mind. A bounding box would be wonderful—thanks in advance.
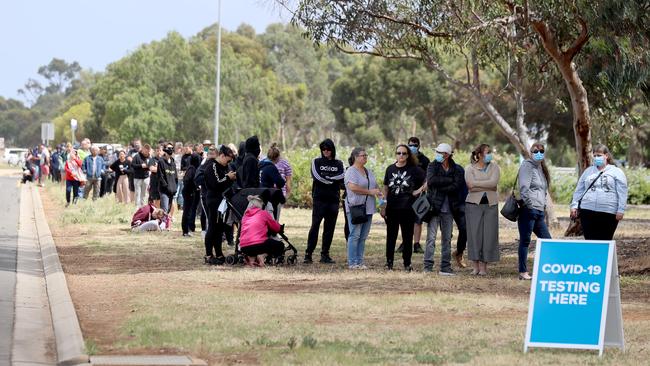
[305,138,345,264]
[237,136,261,189]
[158,142,178,213]
[423,143,464,275]
[181,154,201,236]
[203,145,236,265]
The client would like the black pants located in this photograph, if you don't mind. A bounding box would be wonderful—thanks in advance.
[205,201,227,257]
[181,191,199,234]
[241,238,284,257]
[65,180,80,203]
[306,200,339,256]
[453,208,467,255]
[386,207,416,267]
[580,209,619,240]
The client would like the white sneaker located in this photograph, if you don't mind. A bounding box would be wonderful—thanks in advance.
[201,231,206,239]
[348,265,359,270]
[438,270,456,276]
[357,264,369,270]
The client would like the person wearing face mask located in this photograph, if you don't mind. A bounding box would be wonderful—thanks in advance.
[570,144,628,240]
[203,145,237,265]
[464,144,501,275]
[423,143,465,276]
[517,142,552,280]
[402,136,430,254]
[157,143,179,213]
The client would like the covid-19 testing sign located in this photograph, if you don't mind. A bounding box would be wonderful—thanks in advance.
[524,239,625,356]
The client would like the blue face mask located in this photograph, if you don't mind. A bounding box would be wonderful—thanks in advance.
[533,152,544,161]
[408,146,418,154]
[484,154,493,164]
[434,153,444,163]
[593,156,606,167]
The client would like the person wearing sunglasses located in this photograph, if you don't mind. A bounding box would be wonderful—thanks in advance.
[423,143,465,276]
[570,144,628,240]
[381,144,426,271]
[305,138,345,264]
[403,136,430,254]
[517,142,552,280]
[464,144,501,275]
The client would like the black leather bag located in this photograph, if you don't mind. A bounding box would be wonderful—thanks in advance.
[500,173,522,222]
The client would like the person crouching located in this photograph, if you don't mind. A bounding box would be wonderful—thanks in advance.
[239,195,284,267]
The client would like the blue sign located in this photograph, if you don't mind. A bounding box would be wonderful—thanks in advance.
[524,239,623,354]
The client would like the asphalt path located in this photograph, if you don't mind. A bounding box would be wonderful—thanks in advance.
[0,176,20,364]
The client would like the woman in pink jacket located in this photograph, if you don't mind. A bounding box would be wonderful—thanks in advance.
[239,195,284,266]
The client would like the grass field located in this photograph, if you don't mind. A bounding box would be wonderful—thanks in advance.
[38,182,650,365]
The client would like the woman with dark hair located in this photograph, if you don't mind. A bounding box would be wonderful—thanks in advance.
[570,144,628,240]
[465,144,500,275]
[344,147,381,269]
[381,144,425,271]
[203,145,237,264]
[517,142,552,280]
[110,150,131,204]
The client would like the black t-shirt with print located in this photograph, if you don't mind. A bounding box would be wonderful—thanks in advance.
[383,164,425,210]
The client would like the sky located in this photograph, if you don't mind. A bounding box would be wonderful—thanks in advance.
[0,0,288,101]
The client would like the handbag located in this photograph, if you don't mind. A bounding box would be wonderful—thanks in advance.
[412,188,438,222]
[347,168,370,225]
[500,173,522,222]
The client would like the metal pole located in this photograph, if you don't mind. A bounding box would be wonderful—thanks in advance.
[213,0,222,146]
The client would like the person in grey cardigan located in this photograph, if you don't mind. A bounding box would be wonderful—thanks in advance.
[517,142,552,280]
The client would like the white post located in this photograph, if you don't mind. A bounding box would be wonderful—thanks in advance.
[213,0,222,146]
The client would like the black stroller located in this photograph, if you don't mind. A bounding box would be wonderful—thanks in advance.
[222,187,298,266]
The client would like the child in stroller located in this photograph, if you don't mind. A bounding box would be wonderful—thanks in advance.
[224,187,298,266]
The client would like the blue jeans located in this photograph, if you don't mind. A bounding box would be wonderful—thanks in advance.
[517,207,552,273]
[424,213,454,271]
[346,213,372,266]
[176,180,184,207]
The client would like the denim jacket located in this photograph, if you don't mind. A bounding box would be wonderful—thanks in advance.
[82,155,105,179]
[570,165,627,215]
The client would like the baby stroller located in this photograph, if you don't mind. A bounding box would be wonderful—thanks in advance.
[223,187,298,266]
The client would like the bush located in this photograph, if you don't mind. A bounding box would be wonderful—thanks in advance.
[281,147,649,207]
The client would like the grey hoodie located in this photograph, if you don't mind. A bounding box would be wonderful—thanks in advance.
[518,159,548,211]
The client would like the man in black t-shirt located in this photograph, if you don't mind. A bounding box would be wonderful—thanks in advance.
[132,144,152,207]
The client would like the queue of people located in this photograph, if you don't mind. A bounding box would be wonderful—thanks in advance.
[39,133,628,277]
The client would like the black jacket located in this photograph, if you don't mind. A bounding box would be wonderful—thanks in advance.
[416,152,430,173]
[311,138,345,203]
[157,156,178,196]
[182,165,198,196]
[426,158,464,215]
[131,152,150,179]
[259,159,285,189]
[204,159,234,203]
[237,136,261,188]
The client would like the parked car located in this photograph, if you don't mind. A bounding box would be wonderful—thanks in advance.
[3,148,28,166]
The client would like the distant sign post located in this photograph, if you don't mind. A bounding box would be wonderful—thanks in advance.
[524,239,624,356]
[70,119,78,144]
[41,122,55,145]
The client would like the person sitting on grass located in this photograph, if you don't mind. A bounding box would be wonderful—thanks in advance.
[239,195,284,267]
[131,204,171,232]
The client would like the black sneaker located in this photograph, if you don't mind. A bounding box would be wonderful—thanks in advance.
[303,254,313,264]
[396,244,404,253]
[385,261,393,270]
[320,255,336,264]
[227,241,235,247]
[413,243,423,253]
[404,265,413,272]
[182,233,192,237]
[210,256,226,265]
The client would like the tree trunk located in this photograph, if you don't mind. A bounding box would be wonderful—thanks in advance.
[424,107,439,145]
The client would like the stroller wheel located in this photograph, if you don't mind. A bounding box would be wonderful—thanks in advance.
[238,255,245,264]
[274,256,285,265]
[225,255,236,265]
[287,255,297,265]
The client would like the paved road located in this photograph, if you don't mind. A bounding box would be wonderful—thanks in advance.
[0,178,57,365]
[0,177,20,364]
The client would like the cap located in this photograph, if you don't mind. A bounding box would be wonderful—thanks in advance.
[435,143,453,155]
[202,139,212,145]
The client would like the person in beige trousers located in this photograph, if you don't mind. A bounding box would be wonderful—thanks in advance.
[110,151,132,204]
[464,144,500,275]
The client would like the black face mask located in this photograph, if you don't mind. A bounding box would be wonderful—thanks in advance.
[164,148,173,155]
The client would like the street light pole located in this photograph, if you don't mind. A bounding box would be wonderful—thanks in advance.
[213,0,222,146]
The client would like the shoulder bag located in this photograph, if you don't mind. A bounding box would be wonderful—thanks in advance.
[500,173,522,222]
[348,168,370,225]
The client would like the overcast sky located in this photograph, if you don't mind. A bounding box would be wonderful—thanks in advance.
[0,0,288,101]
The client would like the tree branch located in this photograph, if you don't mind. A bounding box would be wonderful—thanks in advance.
[360,9,452,38]
[563,17,589,62]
